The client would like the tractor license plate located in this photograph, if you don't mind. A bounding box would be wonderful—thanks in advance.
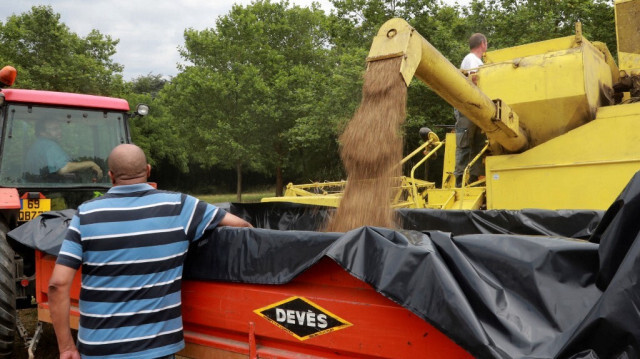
[19,199,51,222]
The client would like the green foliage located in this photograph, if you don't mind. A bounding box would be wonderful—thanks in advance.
[128,73,168,98]
[159,0,617,191]
[286,47,369,181]
[465,0,615,52]
[329,0,399,50]
[0,5,124,95]
[2,0,618,193]
[126,92,190,173]
[124,74,191,174]
[168,0,340,194]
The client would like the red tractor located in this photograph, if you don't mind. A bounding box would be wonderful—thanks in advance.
[0,66,147,357]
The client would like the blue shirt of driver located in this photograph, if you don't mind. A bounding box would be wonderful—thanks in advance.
[25,138,70,175]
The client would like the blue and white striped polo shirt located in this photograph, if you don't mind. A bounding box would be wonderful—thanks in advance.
[56,183,226,359]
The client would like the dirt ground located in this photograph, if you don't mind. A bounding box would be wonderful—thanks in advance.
[13,308,188,358]
[13,308,63,359]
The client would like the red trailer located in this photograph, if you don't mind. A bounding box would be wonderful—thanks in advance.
[35,250,472,358]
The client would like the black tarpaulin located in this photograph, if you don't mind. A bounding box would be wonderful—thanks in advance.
[185,227,340,284]
[184,222,602,358]
[231,202,603,239]
[554,171,640,359]
[7,209,76,256]
[8,172,640,358]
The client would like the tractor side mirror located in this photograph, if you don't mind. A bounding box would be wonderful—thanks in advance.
[133,103,149,117]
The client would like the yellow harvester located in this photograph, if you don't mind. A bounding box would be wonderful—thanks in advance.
[263,0,640,211]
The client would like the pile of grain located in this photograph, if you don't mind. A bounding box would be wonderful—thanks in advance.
[325,57,407,232]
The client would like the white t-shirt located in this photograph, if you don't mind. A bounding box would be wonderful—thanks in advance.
[460,52,483,70]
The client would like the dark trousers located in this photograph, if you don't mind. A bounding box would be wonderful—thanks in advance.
[454,109,486,179]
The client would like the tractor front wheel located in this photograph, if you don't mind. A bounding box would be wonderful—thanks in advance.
[0,220,15,358]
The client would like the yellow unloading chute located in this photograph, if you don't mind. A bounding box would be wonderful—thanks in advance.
[366,18,528,154]
[263,0,640,211]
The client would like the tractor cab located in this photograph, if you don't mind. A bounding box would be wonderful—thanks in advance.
[0,65,148,359]
[0,88,146,211]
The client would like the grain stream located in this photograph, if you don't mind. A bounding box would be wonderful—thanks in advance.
[326,58,406,232]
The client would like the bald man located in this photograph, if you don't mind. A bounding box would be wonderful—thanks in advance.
[48,144,252,359]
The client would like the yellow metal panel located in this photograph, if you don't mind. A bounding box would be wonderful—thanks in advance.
[615,0,640,71]
[442,132,457,188]
[619,53,640,72]
[261,195,342,207]
[426,187,485,210]
[486,103,640,210]
[582,41,616,115]
[455,187,485,210]
[591,42,621,84]
[484,36,579,64]
[426,189,457,209]
[478,39,612,148]
[598,100,640,118]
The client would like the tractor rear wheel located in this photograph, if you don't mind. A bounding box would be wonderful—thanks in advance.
[0,220,15,358]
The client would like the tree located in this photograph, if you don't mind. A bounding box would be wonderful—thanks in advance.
[125,77,189,176]
[172,0,334,199]
[128,73,168,98]
[329,0,402,50]
[464,0,615,52]
[0,5,124,95]
[286,47,368,182]
[162,63,265,199]
[124,73,191,179]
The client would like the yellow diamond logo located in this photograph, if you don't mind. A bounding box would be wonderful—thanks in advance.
[254,296,353,341]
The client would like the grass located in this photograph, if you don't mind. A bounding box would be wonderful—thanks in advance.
[194,190,275,204]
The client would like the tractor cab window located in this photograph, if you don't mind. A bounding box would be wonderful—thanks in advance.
[0,104,127,188]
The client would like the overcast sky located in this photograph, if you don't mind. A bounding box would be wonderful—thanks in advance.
[3,0,336,80]
[4,1,464,81]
